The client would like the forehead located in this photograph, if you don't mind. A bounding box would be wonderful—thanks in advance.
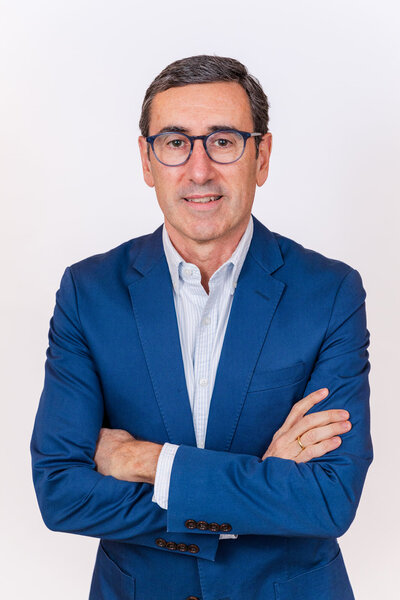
[148,81,254,134]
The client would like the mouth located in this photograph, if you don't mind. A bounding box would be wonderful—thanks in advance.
[183,195,223,204]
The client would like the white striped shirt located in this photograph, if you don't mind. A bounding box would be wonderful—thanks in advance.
[151,214,254,540]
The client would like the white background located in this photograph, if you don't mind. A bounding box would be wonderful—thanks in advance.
[1,1,399,597]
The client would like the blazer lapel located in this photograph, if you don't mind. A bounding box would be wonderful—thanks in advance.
[204,216,286,451]
[127,216,285,452]
[127,226,196,447]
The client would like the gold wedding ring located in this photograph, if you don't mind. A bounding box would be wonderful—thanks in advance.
[297,435,305,450]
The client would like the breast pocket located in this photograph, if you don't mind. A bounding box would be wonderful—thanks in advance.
[273,548,354,600]
[248,360,306,393]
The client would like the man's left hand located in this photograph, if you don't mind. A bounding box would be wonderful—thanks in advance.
[94,428,163,484]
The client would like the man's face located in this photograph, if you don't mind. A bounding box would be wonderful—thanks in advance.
[138,81,272,245]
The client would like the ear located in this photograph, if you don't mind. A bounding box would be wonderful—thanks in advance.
[138,136,155,188]
[255,132,272,187]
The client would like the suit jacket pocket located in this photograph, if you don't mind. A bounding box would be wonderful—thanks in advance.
[89,540,135,600]
[273,548,354,600]
[248,361,306,393]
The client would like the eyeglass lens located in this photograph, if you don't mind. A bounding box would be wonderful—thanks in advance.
[153,131,245,165]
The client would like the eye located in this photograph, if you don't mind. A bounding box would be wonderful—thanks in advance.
[214,137,232,147]
[207,131,240,149]
[167,138,185,148]
[160,133,189,149]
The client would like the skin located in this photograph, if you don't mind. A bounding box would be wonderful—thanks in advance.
[137,81,272,292]
[93,82,351,483]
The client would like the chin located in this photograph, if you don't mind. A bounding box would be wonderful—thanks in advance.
[187,225,225,242]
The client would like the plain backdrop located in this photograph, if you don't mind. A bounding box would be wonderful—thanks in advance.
[1,1,399,598]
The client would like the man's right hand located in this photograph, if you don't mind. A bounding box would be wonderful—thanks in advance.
[262,388,352,463]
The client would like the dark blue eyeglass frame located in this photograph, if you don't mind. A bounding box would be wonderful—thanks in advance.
[145,129,263,166]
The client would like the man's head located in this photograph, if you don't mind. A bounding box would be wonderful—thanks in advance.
[138,55,272,248]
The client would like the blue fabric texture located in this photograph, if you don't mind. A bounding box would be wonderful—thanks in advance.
[30,215,372,600]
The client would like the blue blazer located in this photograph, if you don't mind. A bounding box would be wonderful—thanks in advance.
[30,215,373,600]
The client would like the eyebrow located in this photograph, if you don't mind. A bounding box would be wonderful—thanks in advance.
[155,124,239,135]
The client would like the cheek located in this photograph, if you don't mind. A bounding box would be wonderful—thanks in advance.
[228,166,256,199]
[152,170,176,200]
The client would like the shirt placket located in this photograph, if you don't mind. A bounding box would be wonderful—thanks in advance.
[192,274,222,449]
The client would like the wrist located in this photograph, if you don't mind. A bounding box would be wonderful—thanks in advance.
[132,440,163,484]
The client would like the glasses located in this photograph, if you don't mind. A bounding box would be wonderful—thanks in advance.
[146,129,262,166]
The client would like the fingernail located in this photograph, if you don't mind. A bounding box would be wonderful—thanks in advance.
[319,388,328,396]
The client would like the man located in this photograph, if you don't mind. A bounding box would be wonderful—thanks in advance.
[30,55,373,600]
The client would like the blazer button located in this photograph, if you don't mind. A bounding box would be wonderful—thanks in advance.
[196,520,208,530]
[155,538,166,548]
[219,523,232,532]
[177,543,188,552]
[185,519,197,529]
[207,522,220,532]
[187,544,200,554]
[166,541,177,551]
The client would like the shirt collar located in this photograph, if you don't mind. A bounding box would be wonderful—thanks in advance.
[162,214,254,296]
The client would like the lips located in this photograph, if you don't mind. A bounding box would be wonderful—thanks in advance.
[184,195,223,203]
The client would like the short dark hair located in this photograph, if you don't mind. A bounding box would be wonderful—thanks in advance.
[139,54,270,159]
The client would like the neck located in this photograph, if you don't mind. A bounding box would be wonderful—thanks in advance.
[165,218,250,292]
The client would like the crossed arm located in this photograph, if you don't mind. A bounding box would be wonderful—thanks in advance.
[31,265,373,553]
[93,387,352,486]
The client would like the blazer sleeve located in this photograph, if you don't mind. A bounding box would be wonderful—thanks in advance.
[30,266,219,561]
[166,268,374,539]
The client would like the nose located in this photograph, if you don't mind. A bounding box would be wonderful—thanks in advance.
[184,138,216,184]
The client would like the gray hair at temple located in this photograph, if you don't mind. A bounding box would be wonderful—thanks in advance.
[139,55,270,159]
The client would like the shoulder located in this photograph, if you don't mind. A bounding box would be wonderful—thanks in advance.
[250,214,366,300]
[270,229,366,302]
[274,229,353,277]
[65,227,161,284]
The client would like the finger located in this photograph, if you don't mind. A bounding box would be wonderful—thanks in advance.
[294,436,342,463]
[297,420,351,448]
[290,408,350,441]
[279,388,329,433]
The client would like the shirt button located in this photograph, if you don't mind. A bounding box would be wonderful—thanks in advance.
[199,378,208,387]
[183,268,193,277]
[202,316,211,325]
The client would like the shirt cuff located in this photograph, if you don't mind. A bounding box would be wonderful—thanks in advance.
[151,442,180,509]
